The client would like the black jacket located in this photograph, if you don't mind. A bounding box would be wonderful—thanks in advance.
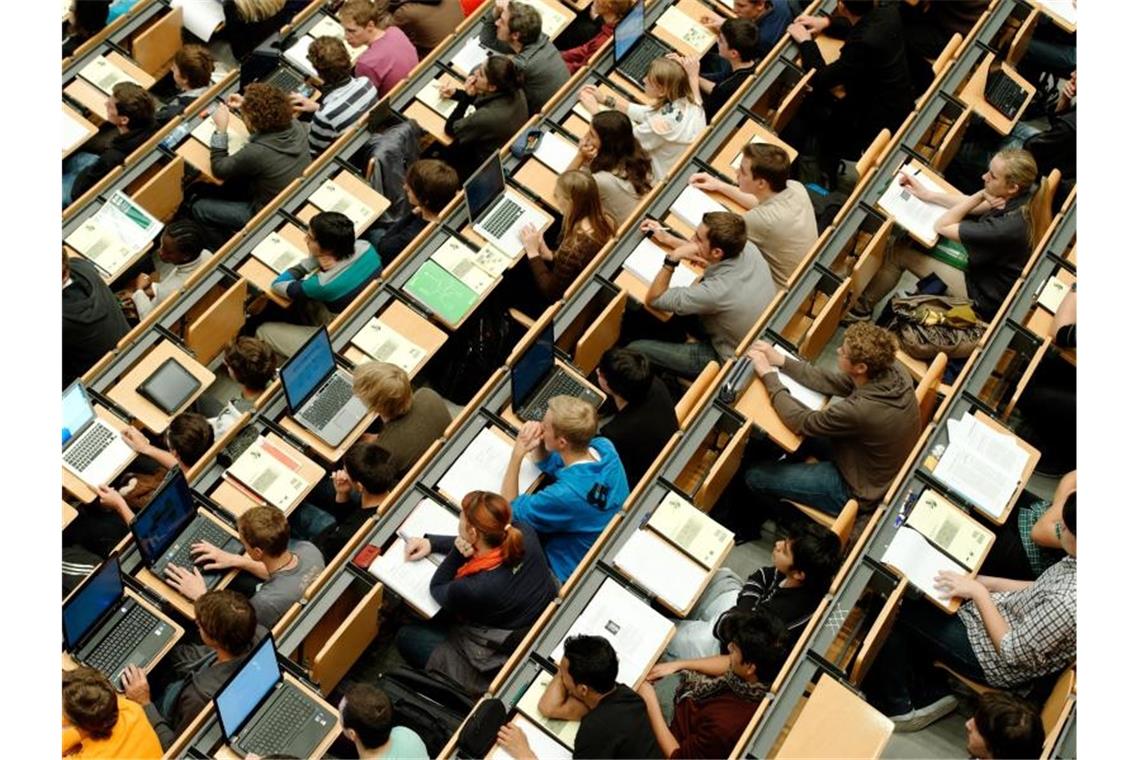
[71,124,157,200]
[599,378,679,486]
[63,257,130,388]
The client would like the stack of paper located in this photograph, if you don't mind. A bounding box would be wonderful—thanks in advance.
[172,0,226,42]
[309,180,374,230]
[436,427,543,503]
[78,57,138,95]
[414,79,459,118]
[350,318,427,374]
[250,231,308,273]
[190,115,249,155]
[655,6,715,53]
[533,131,579,173]
[670,185,728,229]
[431,237,496,295]
[621,237,699,288]
[877,165,945,246]
[488,714,572,760]
[368,537,443,617]
[771,345,829,410]
[614,530,707,614]
[647,491,733,567]
[63,110,92,152]
[730,134,772,171]
[450,36,492,76]
[932,415,1029,519]
[225,437,310,510]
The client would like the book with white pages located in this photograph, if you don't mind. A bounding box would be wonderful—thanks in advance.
[550,577,674,688]
[932,415,1029,519]
[614,530,708,615]
[414,79,459,118]
[367,537,443,617]
[309,180,374,230]
[397,498,460,547]
[488,714,572,760]
[671,185,728,229]
[78,56,138,95]
[250,231,308,273]
[647,490,733,568]
[730,135,772,171]
[771,345,829,410]
[473,243,515,278]
[904,489,993,571]
[1035,274,1069,314]
[349,318,427,374]
[517,672,579,748]
[533,131,579,173]
[654,6,716,54]
[307,12,365,60]
[876,164,946,246]
[66,191,164,276]
[65,221,134,278]
[450,36,492,76]
[431,237,496,295]
[622,237,699,289]
[514,0,572,39]
[225,437,310,511]
[880,525,962,610]
[190,115,249,155]
[172,0,226,42]
[572,100,614,122]
[436,427,543,504]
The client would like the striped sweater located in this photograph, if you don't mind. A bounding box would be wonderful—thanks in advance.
[271,240,381,313]
[308,76,379,156]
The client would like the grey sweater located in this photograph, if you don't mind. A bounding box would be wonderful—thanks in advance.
[480,17,570,114]
[209,120,311,208]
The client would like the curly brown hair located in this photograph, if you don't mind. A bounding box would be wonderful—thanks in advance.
[842,323,898,378]
[240,82,294,133]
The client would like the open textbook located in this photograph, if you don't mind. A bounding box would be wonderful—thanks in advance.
[225,437,310,511]
[430,237,496,295]
[349,318,426,374]
[671,185,728,230]
[65,191,163,277]
[450,36,492,76]
[876,164,946,246]
[309,180,374,231]
[647,491,733,567]
[250,231,308,273]
[191,114,250,155]
[932,414,1030,519]
[517,671,580,748]
[436,427,543,503]
[78,56,139,95]
[533,131,579,174]
[655,6,715,53]
[414,79,459,118]
[367,499,459,617]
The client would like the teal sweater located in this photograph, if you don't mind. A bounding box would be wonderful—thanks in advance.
[271,240,380,312]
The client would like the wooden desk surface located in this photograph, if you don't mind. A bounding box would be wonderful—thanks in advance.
[734,373,804,453]
[62,405,137,501]
[709,118,799,178]
[64,52,158,118]
[342,299,449,377]
[1023,268,1075,341]
[236,223,309,309]
[299,170,391,237]
[959,53,1037,136]
[106,339,216,434]
[403,74,462,146]
[63,103,98,158]
[62,500,79,530]
[653,0,723,59]
[562,111,591,140]
[62,586,185,677]
[209,432,328,517]
[514,156,563,209]
[1029,0,1077,33]
[212,672,341,759]
[175,116,250,184]
[774,674,893,759]
[279,404,379,466]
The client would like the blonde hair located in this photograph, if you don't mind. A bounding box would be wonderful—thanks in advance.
[234,0,285,22]
[993,148,1038,243]
[545,395,597,449]
[353,362,413,418]
[339,0,393,29]
[556,170,615,244]
[646,57,695,109]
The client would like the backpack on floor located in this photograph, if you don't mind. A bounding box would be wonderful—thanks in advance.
[375,666,476,756]
[884,294,987,360]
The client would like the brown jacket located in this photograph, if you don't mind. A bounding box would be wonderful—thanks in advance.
[391,0,465,59]
[762,359,920,507]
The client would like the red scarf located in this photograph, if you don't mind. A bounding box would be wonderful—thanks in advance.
[455,546,507,579]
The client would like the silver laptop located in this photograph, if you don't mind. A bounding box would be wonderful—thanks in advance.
[465,153,549,258]
[62,381,134,487]
[280,327,367,447]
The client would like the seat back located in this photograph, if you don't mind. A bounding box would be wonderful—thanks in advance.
[915,351,948,428]
[675,361,720,430]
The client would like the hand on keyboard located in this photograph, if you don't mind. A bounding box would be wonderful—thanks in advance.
[121,664,151,705]
[164,563,208,601]
[191,541,242,572]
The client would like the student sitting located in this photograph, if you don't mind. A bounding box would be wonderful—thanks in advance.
[399,491,560,693]
[1014,287,1075,475]
[699,0,792,63]
[255,211,382,358]
[743,325,921,516]
[63,0,112,58]
[165,505,326,629]
[353,362,453,473]
[596,347,679,486]
[639,611,787,759]
[481,0,571,114]
[389,0,465,60]
[578,57,706,179]
[502,396,630,583]
[899,0,987,95]
[338,0,419,96]
[222,0,293,61]
[62,666,162,759]
[980,473,1074,582]
[519,170,616,307]
[689,143,817,288]
[966,692,1046,760]
[189,83,311,240]
[155,45,216,123]
[62,249,129,388]
[120,590,257,749]
[863,498,1076,732]
[340,682,431,759]
[440,55,529,179]
[567,110,655,227]
[290,35,379,157]
[65,82,158,205]
[368,158,459,263]
[560,0,633,74]
[497,635,663,759]
[127,221,211,320]
[629,212,776,379]
[667,522,840,660]
[202,337,277,436]
[853,149,1038,322]
[681,19,759,121]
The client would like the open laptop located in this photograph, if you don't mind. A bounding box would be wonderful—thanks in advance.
[130,469,244,590]
[615,0,671,84]
[465,153,550,259]
[511,322,603,422]
[281,327,368,447]
[214,633,336,757]
[62,381,134,487]
[63,556,177,686]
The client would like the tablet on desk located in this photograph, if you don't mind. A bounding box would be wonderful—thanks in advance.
[137,358,203,415]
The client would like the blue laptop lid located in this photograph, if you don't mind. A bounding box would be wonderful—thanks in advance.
[614,0,646,62]
[464,153,506,223]
[215,632,282,739]
[280,327,336,411]
[130,469,197,567]
[63,556,123,651]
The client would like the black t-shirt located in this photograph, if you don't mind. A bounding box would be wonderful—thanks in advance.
[959,194,1033,320]
[714,567,825,642]
[703,65,756,122]
[599,377,679,486]
[575,684,663,759]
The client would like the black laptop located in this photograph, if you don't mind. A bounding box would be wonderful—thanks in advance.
[614,0,671,84]
[511,323,603,422]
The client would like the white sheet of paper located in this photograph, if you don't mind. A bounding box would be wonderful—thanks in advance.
[533,131,579,173]
[730,134,772,171]
[450,36,492,76]
[771,345,829,410]
[1035,274,1068,313]
[655,6,715,53]
[398,498,459,546]
[86,191,163,259]
[368,538,442,617]
[933,415,1029,519]
[63,110,91,151]
[350,318,427,374]
[473,243,515,278]
[880,526,959,604]
[225,439,309,510]
[906,490,992,572]
[1038,0,1077,25]
[190,116,249,155]
[549,577,674,688]
[308,14,346,40]
[572,99,615,121]
[78,57,138,95]
[622,237,699,289]
[309,180,374,230]
[516,672,579,748]
[488,714,573,760]
[172,0,226,42]
[250,231,308,272]
[648,491,733,567]
[436,427,543,503]
[614,530,707,614]
[877,165,945,246]
[671,185,728,229]
[414,79,459,118]
[431,237,495,295]
[283,35,319,78]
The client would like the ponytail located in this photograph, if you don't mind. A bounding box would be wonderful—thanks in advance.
[460,491,527,566]
[501,524,526,566]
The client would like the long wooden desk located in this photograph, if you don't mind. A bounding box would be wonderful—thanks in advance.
[106,339,217,434]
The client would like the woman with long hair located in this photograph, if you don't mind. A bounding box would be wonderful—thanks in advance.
[569,110,655,227]
[441,55,529,178]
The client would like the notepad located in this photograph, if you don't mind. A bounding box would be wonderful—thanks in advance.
[450,36,492,76]
[250,231,308,273]
[771,345,829,410]
[905,490,994,571]
[398,498,460,545]
[514,0,571,39]
[488,714,573,760]
[655,6,715,53]
[78,56,138,95]
[65,222,134,278]
[430,237,496,295]
[614,530,708,614]
[190,115,249,155]
[730,134,772,171]
[621,237,699,289]
[436,427,543,504]
[309,180,375,230]
[349,318,427,374]
[1038,0,1077,26]
[403,259,480,326]
[1035,274,1069,314]
[533,131,579,173]
[225,437,310,510]
[473,243,515,278]
[368,537,443,617]
[172,0,226,42]
[671,185,728,229]
[517,672,579,748]
[550,577,674,688]
[876,164,946,247]
[414,79,459,118]
[647,491,733,567]
[932,414,1029,520]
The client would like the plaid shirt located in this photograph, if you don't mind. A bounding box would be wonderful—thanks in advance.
[959,556,1076,687]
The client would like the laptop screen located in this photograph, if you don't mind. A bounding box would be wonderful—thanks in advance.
[614,0,645,62]
[63,556,123,651]
[62,382,95,449]
[464,154,506,223]
[216,633,281,739]
[511,323,556,409]
[131,469,197,567]
[280,328,336,411]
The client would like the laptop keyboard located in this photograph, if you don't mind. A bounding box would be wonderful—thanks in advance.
[521,372,601,421]
[483,199,526,239]
[241,688,319,756]
[300,374,353,429]
[983,71,1026,120]
[162,521,236,573]
[86,602,159,676]
[64,425,116,472]
[620,38,668,84]
[264,67,304,94]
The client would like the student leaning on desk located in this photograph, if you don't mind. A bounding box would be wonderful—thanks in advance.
[566,110,655,227]
[64,82,158,206]
[439,56,529,179]
[481,0,571,115]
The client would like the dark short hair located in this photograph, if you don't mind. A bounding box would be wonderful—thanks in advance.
[786,521,842,591]
[307,36,353,85]
[341,683,394,749]
[741,143,790,192]
[112,82,156,128]
[702,211,748,260]
[166,413,214,465]
[507,1,542,45]
[342,442,397,495]
[224,336,277,391]
[599,347,654,404]
[483,55,525,94]
[238,505,290,556]
[62,667,118,739]
[194,589,257,655]
[563,635,618,693]
[974,692,1045,759]
[727,609,787,684]
[174,44,215,88]
[720,17,759,59]
[161,219,207,265]
[1062,492,1075,537]
[406,159,459,215]
[309,211,357,260]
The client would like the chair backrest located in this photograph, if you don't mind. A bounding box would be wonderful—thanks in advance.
[185,279,247,364]
[574,289,628,375]
[931,109,972,173]
[131,5,184,77]
[694,423,750,512]
[932,33,963,77]
[856,129,891,180]
[915,351,948,428]
[772,70,815,133]
[800,278,853,361]
[130,155,185,222]
[850,579,907,685]
[1039,666,1076,758]
[675,361,720,430]
[1029,169,1062,246]
[850,220,894,298]
[831,498,859,551]
[1007,8,1040,66]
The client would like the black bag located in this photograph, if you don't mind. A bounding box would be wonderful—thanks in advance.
[429,309,514,403]
[884,294,988,360]
[457,698,508,758]
[375,666,476,757]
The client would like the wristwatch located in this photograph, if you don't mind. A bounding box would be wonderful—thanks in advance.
[603,95,616,108]
[662,258,679,270]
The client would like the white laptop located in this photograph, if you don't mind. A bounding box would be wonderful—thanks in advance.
[62,382,134,486]
[465,154,550,259]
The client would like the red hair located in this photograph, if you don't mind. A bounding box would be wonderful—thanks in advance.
[461,491,525,566]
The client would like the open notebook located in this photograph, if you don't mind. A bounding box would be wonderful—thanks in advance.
[436,427,543,504]
[367,499,459,617]
[225,436,311,511]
